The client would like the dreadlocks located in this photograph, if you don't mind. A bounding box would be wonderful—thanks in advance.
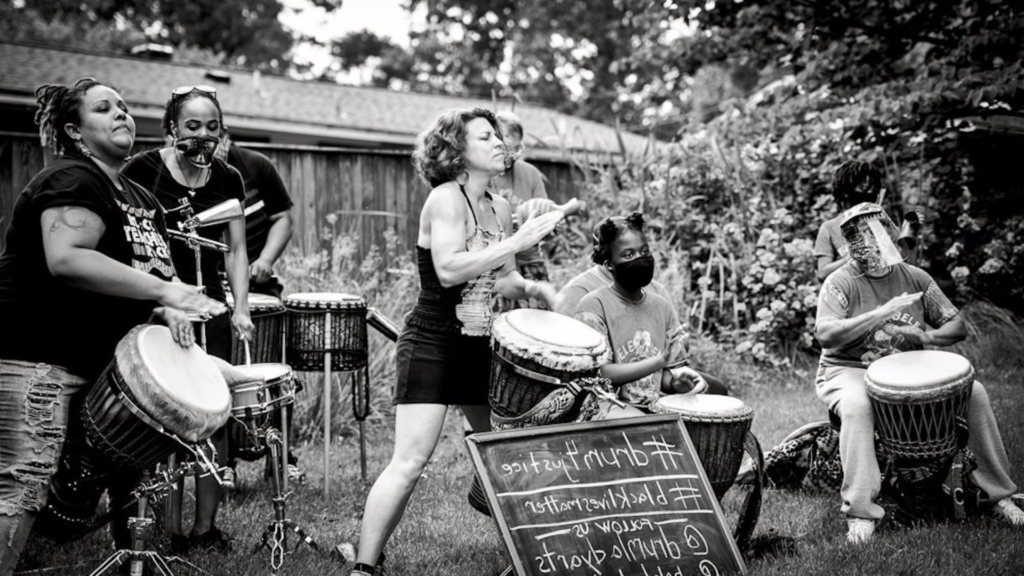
[832,161,882,209]
[34,78,108,156]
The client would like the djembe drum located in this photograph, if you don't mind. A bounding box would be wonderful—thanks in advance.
[865,350,974,462]
[651,394,754,501]
[42,325,231,533]
[488,309,611,426]
[284,292,370,494]
[226,293,285,364]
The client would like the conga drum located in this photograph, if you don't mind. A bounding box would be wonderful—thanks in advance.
[865,350,973,461]
[284,293,368,371]
[651,395,754,500]
[488,309,610,423]
[227,293,285,364]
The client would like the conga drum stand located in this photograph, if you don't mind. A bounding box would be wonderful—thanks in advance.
[89,470,208,576]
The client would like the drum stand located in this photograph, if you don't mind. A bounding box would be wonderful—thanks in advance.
[89,469,208,576]
[240,420,338,573]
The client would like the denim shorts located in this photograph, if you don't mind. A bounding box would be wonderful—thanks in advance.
[0,360,88,521]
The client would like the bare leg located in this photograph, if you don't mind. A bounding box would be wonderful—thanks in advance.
[355,404,449,566]
[0,512,35,576]
[193,426,228,534]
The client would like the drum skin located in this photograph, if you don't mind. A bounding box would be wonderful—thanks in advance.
[865,350,974,460]
[488,309,610,419]
[226,293,285,364]
[82,325,231,469]
[651,394,754,501]
[284,292,368,371]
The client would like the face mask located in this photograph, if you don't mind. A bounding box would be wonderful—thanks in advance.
[174,135,220,168]
[613,255,655,292]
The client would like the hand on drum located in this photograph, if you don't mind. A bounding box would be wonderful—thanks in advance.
[892,324,932,346]
[877,291,922,318]
[158,281,227,317]
[151,306,196,348]
[666,366,708,395]
[529,280,561,310]
[250,258,273,284]
[232,309,255,343]
[660,326,689,368]
[512,210,563,252]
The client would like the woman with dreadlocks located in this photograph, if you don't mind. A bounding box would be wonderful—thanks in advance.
[123,85,252,553]
[0,78,224,575]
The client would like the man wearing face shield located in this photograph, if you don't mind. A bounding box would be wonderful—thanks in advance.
[814,202,1023,543]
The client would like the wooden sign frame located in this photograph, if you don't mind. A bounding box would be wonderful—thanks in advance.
[466,414,747,576]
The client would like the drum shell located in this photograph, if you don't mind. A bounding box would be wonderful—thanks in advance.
[866,371,973,461]
[229,367,296,420]
[231,305,285,364]
[651,402,753,501]
[81,362,181,470]
[487,340,598,421]
[285,304,368,371]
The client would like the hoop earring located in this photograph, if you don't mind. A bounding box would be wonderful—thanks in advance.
[456,170,470,185]
[75,140,93,159]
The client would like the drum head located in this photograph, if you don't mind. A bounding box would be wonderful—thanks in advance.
[284,292,364,306]
[866,350,974,400]
[232,363,292,384]
[651,394,753,421]
[126,325,231,441]
[492,310,610,372]
[226,293,284,312]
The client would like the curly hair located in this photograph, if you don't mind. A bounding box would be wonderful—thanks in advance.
[161,90,224,137]
[412,108,502,188]
[34,78,113,156]
[832,160,882,208]
[591,212,646,265]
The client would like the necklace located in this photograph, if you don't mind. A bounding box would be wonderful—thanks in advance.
[176,152,208,196]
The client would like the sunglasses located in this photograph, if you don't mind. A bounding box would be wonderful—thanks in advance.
[171,85,218,100]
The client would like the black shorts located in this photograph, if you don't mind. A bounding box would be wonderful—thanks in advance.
[393,324,491,405]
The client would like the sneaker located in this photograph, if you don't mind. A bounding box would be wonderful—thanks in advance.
[846,518,875,544]
[287,464,307,484]
[190,527,232,553]
[220,467,236,490]
[993,497,1024,526]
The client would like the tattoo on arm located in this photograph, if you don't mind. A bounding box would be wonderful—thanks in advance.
[48,206,96,234]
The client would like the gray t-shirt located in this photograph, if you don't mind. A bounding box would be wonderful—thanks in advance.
[492,160,548,266]
[554,265,672,317]
[816,262,959,368]
[575,286,680,405]
[814,214,849,260]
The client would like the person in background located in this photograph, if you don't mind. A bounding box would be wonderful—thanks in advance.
[574,213,706,417]
[348,108,561,576]
[815,160,919,282]
[491,111,552,311]
[814,202,1023,543]
[214,130,304,484]
[0,78,223,575]
[122,85,252,553]
[554,225,730,396]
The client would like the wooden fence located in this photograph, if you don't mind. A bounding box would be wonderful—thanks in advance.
[0,133,583,256]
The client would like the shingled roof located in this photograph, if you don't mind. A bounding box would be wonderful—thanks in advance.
[0,41,653,159]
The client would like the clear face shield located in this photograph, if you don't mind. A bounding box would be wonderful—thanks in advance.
[841,203,904,273]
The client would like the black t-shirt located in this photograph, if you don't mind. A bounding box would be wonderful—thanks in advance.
[0,154,176,380]
[123,150,245,301]
[226,145,293,263]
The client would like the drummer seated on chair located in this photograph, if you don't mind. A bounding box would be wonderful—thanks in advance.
[574,213,707,418]
[814,202,1023,544]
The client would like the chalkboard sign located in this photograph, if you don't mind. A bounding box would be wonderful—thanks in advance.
[466,415,746,576]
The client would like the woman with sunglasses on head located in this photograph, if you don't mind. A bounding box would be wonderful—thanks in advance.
[0,78,225,575]
[122,84,252,553]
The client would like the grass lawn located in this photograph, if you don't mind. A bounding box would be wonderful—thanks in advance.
[15,313,1024,576]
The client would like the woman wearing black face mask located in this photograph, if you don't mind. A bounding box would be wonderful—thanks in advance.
[574,213,706,416]
[122,85,252,552]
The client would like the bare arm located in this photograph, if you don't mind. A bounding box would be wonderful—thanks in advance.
[256,209,293,267]
[42,206,167,300]
[600,356,668,387]
[426,185,560,288]
[816,292,923,348]
[897,314,967,347]
[816,254,849,282]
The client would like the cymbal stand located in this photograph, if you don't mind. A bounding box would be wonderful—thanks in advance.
[89,467,211,576]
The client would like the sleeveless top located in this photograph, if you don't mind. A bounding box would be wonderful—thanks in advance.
[406,186,505,337]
